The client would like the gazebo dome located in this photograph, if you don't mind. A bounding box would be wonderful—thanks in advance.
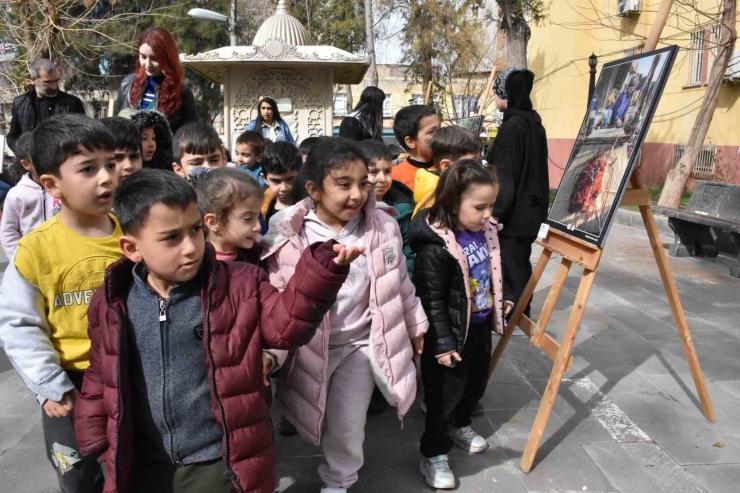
[253,0,312,47]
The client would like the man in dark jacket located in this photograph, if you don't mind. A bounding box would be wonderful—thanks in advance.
[7,59,86,153]
[485,67,550,315]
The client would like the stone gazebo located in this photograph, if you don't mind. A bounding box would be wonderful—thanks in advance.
[181,0,369,147]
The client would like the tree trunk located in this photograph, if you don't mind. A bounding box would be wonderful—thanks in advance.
[657,0,736,208]
[497,0,530,68]
[20,0,36,59]
[364,0,378,86]
[346,84,353,114]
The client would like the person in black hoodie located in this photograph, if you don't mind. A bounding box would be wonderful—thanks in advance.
[485,67,549,315]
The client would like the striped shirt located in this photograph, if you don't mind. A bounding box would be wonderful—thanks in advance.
[140,76,162,110]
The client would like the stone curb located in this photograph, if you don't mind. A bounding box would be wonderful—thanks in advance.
[615,208,673,237]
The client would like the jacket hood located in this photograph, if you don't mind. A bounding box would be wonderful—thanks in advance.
[121,109,174,171]
[408,209,445,252]
[18,173,42,189]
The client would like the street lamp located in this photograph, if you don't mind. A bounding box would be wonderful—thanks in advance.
[188,4,237,47]
[588,53,598,110]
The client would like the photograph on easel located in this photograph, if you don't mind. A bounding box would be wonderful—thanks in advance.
[548,45,678,246]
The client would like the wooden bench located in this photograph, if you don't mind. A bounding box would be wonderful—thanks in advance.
[654,180,740,278]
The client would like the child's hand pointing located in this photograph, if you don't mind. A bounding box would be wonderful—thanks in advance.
[333,244,366,265]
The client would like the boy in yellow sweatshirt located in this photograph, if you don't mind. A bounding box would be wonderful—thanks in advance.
[0,113,122,493]
[413,126,483,217]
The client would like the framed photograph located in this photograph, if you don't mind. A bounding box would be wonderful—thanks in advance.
[456,115,484,136]
[547,45,678,247]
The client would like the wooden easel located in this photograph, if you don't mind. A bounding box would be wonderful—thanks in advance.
[488,169,716,473]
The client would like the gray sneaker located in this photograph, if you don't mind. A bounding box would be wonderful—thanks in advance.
[419,454,455,489]
[450,426,488,453]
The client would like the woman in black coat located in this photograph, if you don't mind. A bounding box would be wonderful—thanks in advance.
[485,67,550,314]
[339,86,386,141]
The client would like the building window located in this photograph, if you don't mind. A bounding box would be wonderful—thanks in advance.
[624,45,644,57]
[688,30,705,86]
[674,144,717,179]
[383,94,393,117]
[411,94,424,105]
[333,93,348,117]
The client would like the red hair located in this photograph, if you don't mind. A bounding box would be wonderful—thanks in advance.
[130,28,184,118]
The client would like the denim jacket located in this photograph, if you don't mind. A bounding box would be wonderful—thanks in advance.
[245,119,295,145]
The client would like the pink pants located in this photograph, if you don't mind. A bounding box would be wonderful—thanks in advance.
[318,344,376,489]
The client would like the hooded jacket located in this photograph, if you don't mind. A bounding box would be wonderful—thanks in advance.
[0,173,61,258]
[74,243,348,493]
[409,210,505,356]
[485,72,550,238]
[114,74,197,135]
[260,197,428,444]
[123,109,175,172]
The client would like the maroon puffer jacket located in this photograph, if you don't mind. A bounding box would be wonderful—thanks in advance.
[74,242,348,493]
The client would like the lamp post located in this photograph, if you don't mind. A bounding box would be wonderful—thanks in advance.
[588,53,598,110]
[188,2,237,47]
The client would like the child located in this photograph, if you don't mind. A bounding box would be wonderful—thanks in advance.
[74,168,358,493]
[298,136,320,163]
[172,122,225,182]
[261,140,301,223]
[261,136,428,493]
[234,130,266,187]
[221,144,233,165]
[391,105,440,191]
[120,109,174,172]
[0,113,122,493]
[100,116,144,182]
[413,126,483,217]
[358,139,414,274]
[0,131,62,258]
[409,160,513,489]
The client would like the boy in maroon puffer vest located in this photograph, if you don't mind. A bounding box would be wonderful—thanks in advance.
[74,169,362,493]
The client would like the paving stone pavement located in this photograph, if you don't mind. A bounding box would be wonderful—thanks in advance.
[1,223,739,493]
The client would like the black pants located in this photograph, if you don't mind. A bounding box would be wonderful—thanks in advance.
[420,318,492,458]
[500,235,537,317]
[42,371,104,493]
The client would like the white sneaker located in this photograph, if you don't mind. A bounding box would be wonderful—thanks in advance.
[320,488,346,493]
[450,426,488,453]
[419,454,455,489]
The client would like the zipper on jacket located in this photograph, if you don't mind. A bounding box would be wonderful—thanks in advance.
[103,270,124,493]
[158,297,180,465]
[204,280,244,492]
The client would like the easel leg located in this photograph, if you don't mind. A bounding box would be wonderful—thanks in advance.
[638,204,716,422]
[489,249,553,378]
[630,173,715,422]
[520,267,597,473]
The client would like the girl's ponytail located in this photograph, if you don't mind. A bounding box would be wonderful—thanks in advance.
[428,159,498,230]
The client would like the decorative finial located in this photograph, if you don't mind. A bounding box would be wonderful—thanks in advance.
[275,0,290,15]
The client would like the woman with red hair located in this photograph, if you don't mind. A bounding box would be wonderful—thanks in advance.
[114,27,197,134]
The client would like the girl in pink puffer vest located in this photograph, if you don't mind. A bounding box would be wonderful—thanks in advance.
[261,137,428,493]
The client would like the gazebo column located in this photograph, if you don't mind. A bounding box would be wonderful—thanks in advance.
[223,67,231,143]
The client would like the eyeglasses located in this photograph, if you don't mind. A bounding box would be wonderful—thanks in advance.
[39,78,61,87]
